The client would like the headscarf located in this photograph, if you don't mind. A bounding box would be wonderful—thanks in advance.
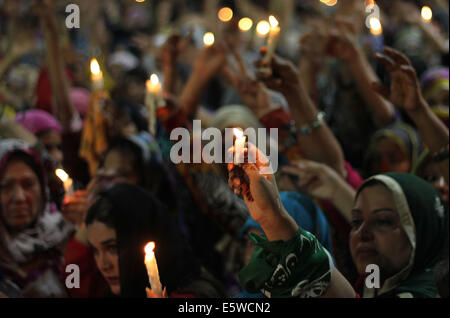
[356,173,448,298]
[0,139,73,297]
[86,184,204,298]
[364,122,424,177]
[14,109,62,136]
[70,87,91,118]
[240,192,334,256]
[421,67,449,102]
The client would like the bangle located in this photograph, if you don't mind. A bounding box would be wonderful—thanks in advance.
[298,112,325,135]
[432,144,449,162]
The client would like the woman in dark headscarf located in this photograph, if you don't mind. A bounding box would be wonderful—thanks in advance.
[0,139,74,297]
[363,122,423,178]
[85,183,224,298]
[350,173,448,298]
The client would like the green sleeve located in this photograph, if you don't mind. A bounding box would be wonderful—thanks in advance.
[239,228,334,298]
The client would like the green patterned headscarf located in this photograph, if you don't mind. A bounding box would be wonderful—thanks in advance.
[356,173,448,298]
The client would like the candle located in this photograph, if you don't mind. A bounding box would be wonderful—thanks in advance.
[263,16,281,64]
[421,6,432,23]
[233,128,246,164]
[203,32,215,47]
[55,169,74,199]
[144,242,163,297]
[238,17,253,32]
[145,74,163,135]
[90,58,104,91]
[218,7,233,22]
[369,17,383,35]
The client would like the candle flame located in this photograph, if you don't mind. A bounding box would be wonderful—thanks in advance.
[421,6,432,22]
[145,242,155,261]
[218,7,233,22]
[369,17,382,35]
[256,20,270,36]
[238,17,253,31]
[150,74,159,85]
[269,15,279,28]
[55,169,69,182]
[233,128,244,139]
[203,32,215,47]
[90,58,101,75]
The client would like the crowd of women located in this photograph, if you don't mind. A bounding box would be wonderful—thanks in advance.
[0,0,448,298]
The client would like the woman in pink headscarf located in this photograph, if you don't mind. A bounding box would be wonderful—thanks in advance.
[15,109,63,167]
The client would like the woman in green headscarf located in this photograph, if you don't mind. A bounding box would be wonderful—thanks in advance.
[350,173,448,298]
[230,143,448,297]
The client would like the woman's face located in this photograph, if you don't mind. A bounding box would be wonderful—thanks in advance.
[87,221,120,295]
[39,130,63,166]
[371,138,411,174]
[349,184,412,282]
[0,158,42,232]
[97,150,140,190]
[421,161,449,204]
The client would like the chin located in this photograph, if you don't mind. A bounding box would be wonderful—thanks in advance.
[111,285,121,296]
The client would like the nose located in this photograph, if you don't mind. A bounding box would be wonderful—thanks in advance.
[356,221,374,242]
[12,184,27,203]
[97,252,113,273]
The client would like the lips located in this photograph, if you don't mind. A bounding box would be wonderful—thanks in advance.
[356,246,378,259]
[105,277,119,285]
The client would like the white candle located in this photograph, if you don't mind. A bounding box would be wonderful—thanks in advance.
[233,128,246,164]
[90,58,104,91]
[55,169,74,199]
[203,32,215,47]
[144,242,163,297]
[145,74,163,136]
[263,16,281,63]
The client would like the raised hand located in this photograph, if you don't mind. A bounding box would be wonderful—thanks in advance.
[223,50,274,118]
[61,190,89,226]
[373,47,426,112]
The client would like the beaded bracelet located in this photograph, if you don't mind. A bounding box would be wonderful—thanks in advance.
[298,112,325,135]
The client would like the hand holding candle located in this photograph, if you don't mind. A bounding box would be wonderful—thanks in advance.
[144,242,163,298]
[55,168,74,199]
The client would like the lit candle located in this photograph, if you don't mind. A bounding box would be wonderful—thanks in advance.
[238,17,253,32]
[145,74,163,136]
[421,6,432,23]
[90,58,104,91]
[233,128,246,164]
[218,7,233,22]
[55,169,74,199]
[369,17,383,36]
[263,15,281,64]
[203,32,215,47]
[256,20,270,38]
[144,242,163,297]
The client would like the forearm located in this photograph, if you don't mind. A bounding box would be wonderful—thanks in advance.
[319,268,357,298]
[349,49,395,127]
[408,102,449,182]
[41,17,75,129]
[258,207,299,242]
[416,20,448,54]
[285,84,346,176]
[163,65,178,95]
[330,180,356,223]
[179,70,209,118]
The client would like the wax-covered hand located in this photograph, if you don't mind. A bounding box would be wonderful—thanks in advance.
[146,287,168,298]
[227,143,282,225]
[373,47,427,112]
[61,190,89,226]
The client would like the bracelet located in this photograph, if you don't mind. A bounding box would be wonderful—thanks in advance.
[432,144,449,162]
[298,112,325,135]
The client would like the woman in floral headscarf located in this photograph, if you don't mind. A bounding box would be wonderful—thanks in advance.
[0,139,74,297]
